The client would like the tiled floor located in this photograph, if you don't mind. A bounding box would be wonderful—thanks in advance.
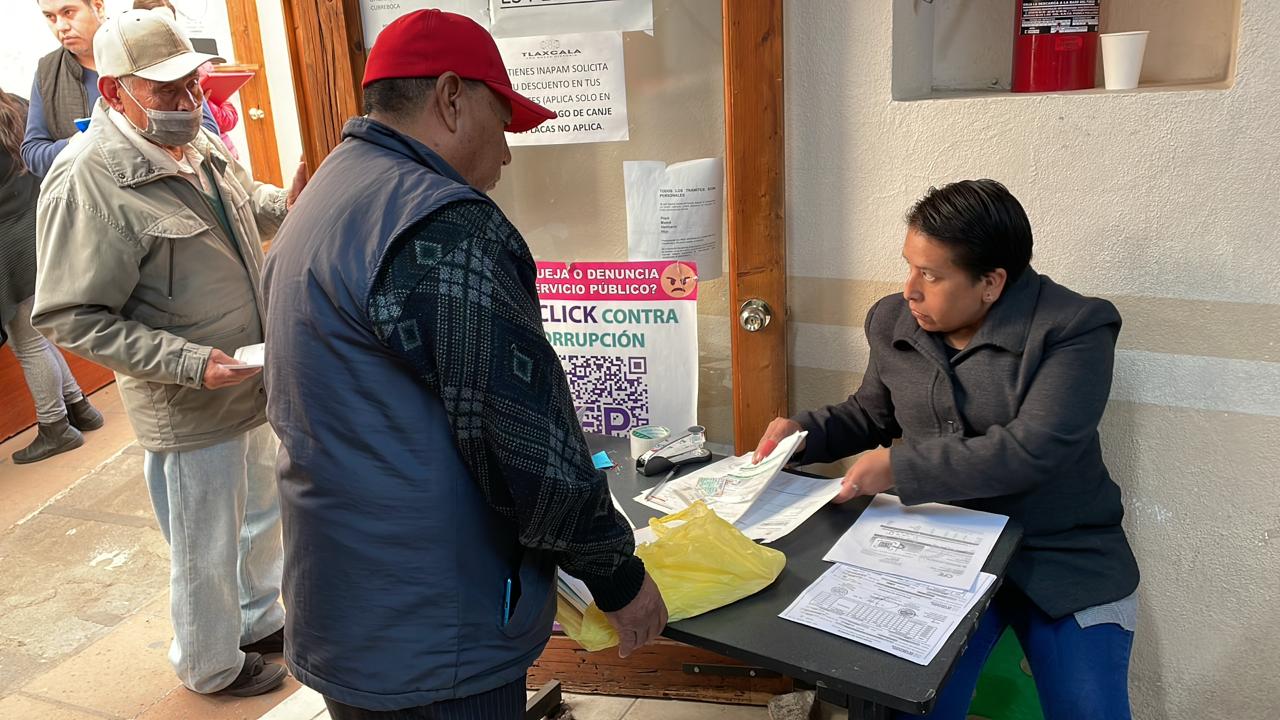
[0,385,769,719]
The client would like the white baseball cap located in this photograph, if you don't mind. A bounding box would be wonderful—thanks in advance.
[94,9,224,82]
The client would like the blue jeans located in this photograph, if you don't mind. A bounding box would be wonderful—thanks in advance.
[144,424,285,693]
[895,585,1134,720]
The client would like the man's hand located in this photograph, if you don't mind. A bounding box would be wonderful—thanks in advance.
[603,572,668,659]
[203,348,261,389]
[286,159,308,210]
[833,447,894,503]
[752,417,804,464]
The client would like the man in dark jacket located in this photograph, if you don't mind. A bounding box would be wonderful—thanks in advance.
[23,0,218,177]
[262,10,667,719]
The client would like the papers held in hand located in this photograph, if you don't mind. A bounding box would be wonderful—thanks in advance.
[228,343,265,369]
[634,430,838,543]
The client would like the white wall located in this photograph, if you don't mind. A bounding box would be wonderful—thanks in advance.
[0,7,60,96]
[786,1,1280,718]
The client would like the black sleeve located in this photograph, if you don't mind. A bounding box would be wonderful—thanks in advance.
[368,200,644,612]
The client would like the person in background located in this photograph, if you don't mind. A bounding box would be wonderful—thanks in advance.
[0,86,103,464]
[32,10,307,697]
[261,10,667,719]
[132,0,240,159]
[23,0,219,177]
[754,180,1139,720]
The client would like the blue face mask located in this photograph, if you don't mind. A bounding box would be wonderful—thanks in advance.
[119,79,202,147]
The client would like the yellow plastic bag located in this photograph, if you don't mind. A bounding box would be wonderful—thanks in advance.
[558,501,786,651]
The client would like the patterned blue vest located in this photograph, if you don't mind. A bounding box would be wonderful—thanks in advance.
[262,118,556,710]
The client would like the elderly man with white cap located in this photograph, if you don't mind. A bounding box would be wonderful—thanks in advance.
[32,9,306,697]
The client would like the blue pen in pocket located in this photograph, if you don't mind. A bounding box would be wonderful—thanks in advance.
[502,578,512,626]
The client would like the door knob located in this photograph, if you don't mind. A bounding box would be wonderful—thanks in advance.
[248,108,266,120]
[739,299,773,333]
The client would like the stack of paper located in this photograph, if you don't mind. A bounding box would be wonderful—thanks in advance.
[634,431,837,542]
[557,571,595,615]
[780,494,1008,665]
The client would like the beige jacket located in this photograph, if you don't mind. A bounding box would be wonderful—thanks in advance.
[33,100,287,451]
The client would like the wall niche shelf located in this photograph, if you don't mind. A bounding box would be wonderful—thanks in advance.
[891,0,1241,102]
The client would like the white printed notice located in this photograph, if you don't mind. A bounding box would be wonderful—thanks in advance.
[625,159,724,280]
[824,494,1008,592]
[499,32,628,146]
[781,564,997,666]
[490,0,652,39]
[537,261,699,438]
[359,1,489,50]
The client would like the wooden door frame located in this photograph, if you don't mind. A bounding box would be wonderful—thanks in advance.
[722,0,787,453]
[278,1,787,452]
[224,0,285,186]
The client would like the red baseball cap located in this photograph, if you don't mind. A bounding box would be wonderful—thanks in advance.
[363,9,556,133]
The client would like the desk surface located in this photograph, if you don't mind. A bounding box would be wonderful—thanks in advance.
[589,433,1023,715]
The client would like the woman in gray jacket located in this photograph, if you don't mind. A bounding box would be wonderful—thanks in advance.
[755,180,1139,720]
[0,87,102,463]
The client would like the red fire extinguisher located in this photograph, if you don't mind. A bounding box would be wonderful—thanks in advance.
[1013,0,1101,92]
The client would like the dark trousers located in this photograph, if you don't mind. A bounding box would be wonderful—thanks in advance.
[324,675,527,720]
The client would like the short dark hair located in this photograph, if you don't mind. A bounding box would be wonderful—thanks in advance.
[362,77,437,119]
[363,77,495,120]
[905,179,1033,285]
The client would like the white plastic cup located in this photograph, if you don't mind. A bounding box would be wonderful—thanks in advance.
[1101,31,1150,90]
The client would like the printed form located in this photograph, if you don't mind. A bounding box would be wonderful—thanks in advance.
[823,494,1007,591]
[780,564,996,666]
[735,471,841,543]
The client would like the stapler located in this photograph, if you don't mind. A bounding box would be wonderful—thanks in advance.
[636,425,712,476]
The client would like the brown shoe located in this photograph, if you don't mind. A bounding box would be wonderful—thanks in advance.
[217,652,287,697]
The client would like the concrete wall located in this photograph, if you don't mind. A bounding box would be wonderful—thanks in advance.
[787,1,1279,717]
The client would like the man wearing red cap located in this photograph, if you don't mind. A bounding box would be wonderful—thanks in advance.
[262,10,668,718]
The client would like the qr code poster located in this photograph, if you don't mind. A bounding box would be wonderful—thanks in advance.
[536,260,699,437]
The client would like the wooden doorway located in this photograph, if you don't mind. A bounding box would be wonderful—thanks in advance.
[223,0,284,186]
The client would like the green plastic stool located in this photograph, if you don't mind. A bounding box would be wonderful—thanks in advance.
[965,628,1044,720]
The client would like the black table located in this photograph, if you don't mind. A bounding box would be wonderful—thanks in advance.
[588,433,1023,718]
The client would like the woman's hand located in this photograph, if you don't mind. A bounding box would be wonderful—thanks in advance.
[833,447,894,503]
[752,417,804,463]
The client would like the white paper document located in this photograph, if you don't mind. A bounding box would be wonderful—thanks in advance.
[635,431,806,525]
[359,1,489,50]
[824,494,1008,591]
[490,0,652,39]
[231,343,265,369]
[780,564,996,666]
[735,471,841,544]
[625,158,724,280]
[499,32,629,146]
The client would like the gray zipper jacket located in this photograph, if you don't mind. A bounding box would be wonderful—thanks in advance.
[32,99,286,451]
